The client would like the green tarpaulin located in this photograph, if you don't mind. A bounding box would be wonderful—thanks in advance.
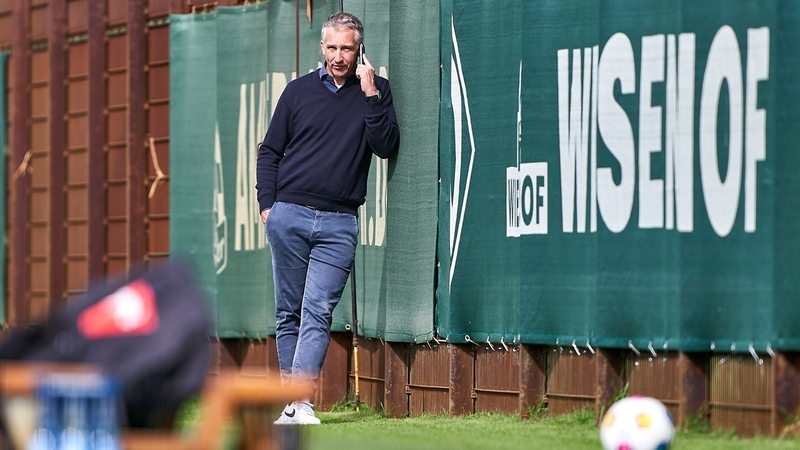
[438,0,800,353]
[169,1,438,342]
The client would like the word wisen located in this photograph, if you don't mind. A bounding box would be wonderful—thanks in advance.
[558,26,769,237]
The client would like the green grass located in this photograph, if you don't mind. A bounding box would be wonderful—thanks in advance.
[176,400,800,450]
[299,403,800,450]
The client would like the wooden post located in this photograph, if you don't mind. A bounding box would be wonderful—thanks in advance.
[10,0,30,325]
[384,341,409,418]
[449,344,474,415]
[266,335,280,372]
[678,351,709,430]
[126,0,147,269]
[595,348,625,422]
[48,0,66,306]
[87,0,108,282]
[519,344,547,419]
[316,332,349,410]
[773,351,800,436]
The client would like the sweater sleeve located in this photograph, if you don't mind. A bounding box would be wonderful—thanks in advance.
[364,78,400,159]
[255,91,290,213]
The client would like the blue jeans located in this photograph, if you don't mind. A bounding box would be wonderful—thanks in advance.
[266,201,358,385]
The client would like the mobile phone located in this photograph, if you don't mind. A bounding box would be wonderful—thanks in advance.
[359,42,365,64]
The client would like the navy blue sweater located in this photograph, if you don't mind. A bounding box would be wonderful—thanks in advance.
[255,69,400,215]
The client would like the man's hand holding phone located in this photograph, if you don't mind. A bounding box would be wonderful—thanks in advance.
[355,43,379,98]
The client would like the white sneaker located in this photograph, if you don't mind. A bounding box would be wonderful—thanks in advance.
[274,401,321,425]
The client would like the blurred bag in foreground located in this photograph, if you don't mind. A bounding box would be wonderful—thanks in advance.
[0,260,212,428]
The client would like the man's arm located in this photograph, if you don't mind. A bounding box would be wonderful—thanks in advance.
[364,79,400,159]
[255,94,290,214]
[357,54,400,159]
[256,138,281,214]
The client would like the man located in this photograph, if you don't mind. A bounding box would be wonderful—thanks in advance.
[255,12,400,425]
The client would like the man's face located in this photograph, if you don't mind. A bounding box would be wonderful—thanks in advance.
[321,27,359,84]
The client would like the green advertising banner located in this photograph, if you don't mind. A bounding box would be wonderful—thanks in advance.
[170,3,332,338]
[170,1,437,342]
[438,0,800,353]
[0,52,6,325]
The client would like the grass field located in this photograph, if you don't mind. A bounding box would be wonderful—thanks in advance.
[266,403,800,450]
[177,401,800,449]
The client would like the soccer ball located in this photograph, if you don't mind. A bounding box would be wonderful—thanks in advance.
[600,396,675,450]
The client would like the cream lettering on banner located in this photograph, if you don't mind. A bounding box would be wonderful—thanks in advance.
[553,26,769,237]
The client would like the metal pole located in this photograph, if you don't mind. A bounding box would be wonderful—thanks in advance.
[350,262,361,412]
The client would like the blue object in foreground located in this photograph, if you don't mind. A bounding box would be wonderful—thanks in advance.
[28,371,121,450]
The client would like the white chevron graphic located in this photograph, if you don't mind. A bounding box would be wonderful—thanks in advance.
[448,17,476,290]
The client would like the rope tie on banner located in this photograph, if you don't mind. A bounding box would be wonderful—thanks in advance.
[11,150,32,182]
[766,343,775,358]
[464,335,480,346]
[572,339,581,356]
[647,342,657,358]
[148,136,169,199]
[500,336,509,352]
[586,339,595,355]
[748,343,763,365]
[485,337,495,351]
[627,340,641,356]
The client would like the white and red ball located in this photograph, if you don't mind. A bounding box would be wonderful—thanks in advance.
[600,396,675,450]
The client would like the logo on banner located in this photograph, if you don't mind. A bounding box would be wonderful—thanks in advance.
[213,123,228,275]
[506,62,548,237]
[507,163,548,236]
